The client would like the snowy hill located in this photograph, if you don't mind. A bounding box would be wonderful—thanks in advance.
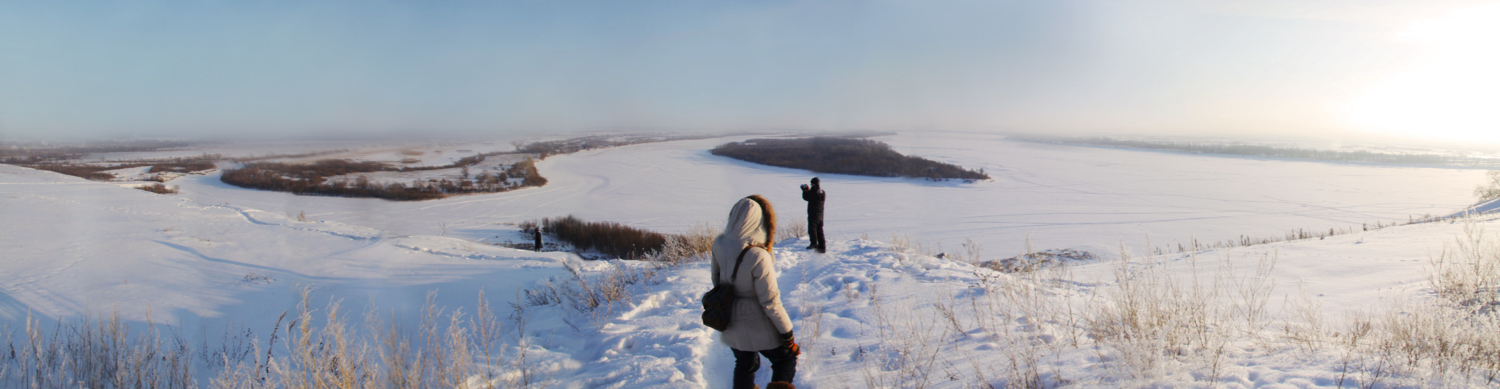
[4,133,1499,387]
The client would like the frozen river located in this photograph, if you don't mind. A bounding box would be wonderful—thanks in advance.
[174,132,1486,258]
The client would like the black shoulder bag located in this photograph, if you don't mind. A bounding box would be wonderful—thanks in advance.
[702,246,753,332]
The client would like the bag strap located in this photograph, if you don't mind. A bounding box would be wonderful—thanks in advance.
[726,246,753,284]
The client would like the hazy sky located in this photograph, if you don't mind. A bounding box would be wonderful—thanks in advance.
[2,0,1497,143]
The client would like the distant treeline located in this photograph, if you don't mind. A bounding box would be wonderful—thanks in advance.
[219,158,546,201]
[711,137,990,181]
[518,134,713,158]
[0,140,194,164]
[218,134,706,201]
[1012,135,1500,168]
[16,156,220,181]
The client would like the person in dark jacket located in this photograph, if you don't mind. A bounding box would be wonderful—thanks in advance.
[533,227,543,252]
[800,177,826,253]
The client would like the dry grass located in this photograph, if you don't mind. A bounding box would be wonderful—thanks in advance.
[858,283,950,389]
[778,221,807,243]
[854,229,1494,387]
[649,221,719,267]
[0,310,196,389]
[0,290,554,388]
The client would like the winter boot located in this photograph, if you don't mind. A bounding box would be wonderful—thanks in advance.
[767,382,795,389]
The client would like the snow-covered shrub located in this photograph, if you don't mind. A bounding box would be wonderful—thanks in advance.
[1364,298,1500,387]
[1430,221,1500,306]
[523,262,661,330]
[1084,251,1274,382]
[645,221,718,267]
[778,220,806,243]
[1477,170,1500,202]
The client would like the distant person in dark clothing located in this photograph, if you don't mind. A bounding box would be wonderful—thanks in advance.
[533,227,544,252]
[800,177,826,253]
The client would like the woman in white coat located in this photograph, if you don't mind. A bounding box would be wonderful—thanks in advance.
[711,195,799,389]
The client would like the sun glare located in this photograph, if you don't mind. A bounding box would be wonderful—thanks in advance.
[1339,3,1500,143]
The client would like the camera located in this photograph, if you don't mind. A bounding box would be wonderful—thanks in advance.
[800,184,809,191]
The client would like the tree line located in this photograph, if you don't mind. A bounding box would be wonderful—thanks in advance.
[219,157,547,201]
[711,137,990,181]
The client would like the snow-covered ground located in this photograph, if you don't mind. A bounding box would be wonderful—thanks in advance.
[166,132,1484,258]
[3,132,1497,387]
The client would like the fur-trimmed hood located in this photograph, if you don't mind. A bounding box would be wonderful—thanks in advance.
[715,195,776,252]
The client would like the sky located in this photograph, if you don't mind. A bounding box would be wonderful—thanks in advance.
[1,0,1497,143]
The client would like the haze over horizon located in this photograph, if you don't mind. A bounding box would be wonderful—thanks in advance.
[2,0,1497,145]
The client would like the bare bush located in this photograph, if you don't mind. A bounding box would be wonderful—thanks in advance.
[778,221,806,243]
[138,183,179,195]
[889,234,914,253]
[1429,221,1500,307]
[521,261,661,331]
[1477,170,1500,202]
[647,221,719,266]
[537,215,666,260]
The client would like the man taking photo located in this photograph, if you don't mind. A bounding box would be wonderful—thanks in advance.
[800,177,826,253]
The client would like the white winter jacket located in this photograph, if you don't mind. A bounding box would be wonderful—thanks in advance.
[711,198,794,351]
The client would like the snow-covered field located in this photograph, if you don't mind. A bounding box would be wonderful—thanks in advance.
[167,132,1484,258]
[3,132,1498,388]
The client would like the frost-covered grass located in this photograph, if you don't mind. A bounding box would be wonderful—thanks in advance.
[795,227,1500,388]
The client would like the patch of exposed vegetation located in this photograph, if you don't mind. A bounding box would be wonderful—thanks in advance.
[711,137,990,181]
[2,141,219,181]
[137,183,178,195]
[12,156,220,181]
[229,149,351,163]
[216,134,700,201]
[978,248,1096,273]
[521,216,668,260]
[219,157,546,201]
[24,163,123,180]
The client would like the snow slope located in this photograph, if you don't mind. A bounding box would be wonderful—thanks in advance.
[0,162,578,338]
[4,132,1498,387]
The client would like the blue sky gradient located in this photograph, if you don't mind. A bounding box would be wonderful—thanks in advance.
[0,0,1490,140]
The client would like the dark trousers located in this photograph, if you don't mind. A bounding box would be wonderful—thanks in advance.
[808,217,825,251]
[732,346,797,389]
